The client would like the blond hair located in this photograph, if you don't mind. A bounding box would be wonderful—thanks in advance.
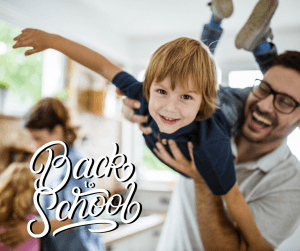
[0,162,35,224]
[143,37,218,121]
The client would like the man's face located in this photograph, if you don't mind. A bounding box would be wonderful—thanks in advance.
[148,77,202,134]
[241,66,300,144]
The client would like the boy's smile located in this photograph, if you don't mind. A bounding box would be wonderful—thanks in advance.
[148,77,202,134]
[159,114,180,125]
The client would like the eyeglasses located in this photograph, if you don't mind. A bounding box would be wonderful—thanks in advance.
[252,79,300,114]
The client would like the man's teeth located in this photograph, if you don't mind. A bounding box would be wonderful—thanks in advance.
[253,112,272,126]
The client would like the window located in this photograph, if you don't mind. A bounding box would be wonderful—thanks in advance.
[228,70,263,89]
[0,20,43,116]
[41,50,67,98]
[0,20,67,117]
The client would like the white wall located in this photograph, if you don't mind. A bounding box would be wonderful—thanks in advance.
[0,0,130,65]
[126,26,300,83]
[1,0,300,77]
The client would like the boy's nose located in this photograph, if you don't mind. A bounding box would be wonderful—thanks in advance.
[165,98,178,111]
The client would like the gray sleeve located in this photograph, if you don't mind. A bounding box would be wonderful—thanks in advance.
[247,170,300,248]
[217,86,252,137]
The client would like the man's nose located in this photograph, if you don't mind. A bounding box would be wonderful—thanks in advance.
[256,94,275,113]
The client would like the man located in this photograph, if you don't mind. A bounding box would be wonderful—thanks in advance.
[122,1,300,250]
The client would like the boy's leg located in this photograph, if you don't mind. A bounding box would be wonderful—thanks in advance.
[210,0,233,21]
[200,0,233,55]
[253,42,278,74]
[235,0,279,73]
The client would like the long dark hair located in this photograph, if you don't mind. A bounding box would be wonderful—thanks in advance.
[23,97,77,145]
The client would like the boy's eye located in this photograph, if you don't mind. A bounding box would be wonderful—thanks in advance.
[181,95,192,100]
[157,89,167,95]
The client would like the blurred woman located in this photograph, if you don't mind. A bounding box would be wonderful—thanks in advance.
[0,97,105,251]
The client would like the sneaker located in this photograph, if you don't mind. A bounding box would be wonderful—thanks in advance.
[235,0,279,51]
[209,0,234,21]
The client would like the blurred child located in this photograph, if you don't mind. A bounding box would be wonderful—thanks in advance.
[13,29,273,249]
[0,162,39,251]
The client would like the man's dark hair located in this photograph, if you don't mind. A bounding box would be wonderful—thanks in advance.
[270,51,300,74]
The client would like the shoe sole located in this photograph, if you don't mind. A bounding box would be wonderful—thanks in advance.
[235,0,278,50]
[212,0,233,18]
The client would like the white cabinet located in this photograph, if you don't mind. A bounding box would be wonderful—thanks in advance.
[103,214,165,251]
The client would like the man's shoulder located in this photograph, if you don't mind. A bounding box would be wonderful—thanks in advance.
[217,86,252,137]
[218,85,252,100]
[278,152,300,188]
[261,148,300,193]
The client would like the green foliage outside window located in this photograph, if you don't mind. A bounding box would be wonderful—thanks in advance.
[0,20,43,104]
[143,144,177,173]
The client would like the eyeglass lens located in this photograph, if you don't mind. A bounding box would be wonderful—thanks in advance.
[253,80,297,114]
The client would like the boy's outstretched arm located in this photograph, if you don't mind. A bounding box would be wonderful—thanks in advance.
[13,29,122,82]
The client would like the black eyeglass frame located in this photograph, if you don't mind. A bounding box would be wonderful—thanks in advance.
[252,79,300,114]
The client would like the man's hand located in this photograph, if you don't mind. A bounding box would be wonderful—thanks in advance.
[121,96,152,135]
[13,28,52,56]
[153,140,204,184]
[0,222,31,248]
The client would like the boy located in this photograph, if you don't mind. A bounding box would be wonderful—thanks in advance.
[13,29,272,249]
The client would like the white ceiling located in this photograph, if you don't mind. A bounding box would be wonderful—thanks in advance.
[1,0,300,67]
[84,0,300,37]
[1,0,299,38]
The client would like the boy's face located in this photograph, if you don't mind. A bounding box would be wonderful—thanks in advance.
[148,76,202,134]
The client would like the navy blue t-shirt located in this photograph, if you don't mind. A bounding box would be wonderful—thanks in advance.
[113,71,237,195]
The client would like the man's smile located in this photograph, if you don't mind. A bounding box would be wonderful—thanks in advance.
[159,114,180,125]
[250,111,273,130]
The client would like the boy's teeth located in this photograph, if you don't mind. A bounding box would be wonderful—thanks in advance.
[253,112,272,125]
[163,116,177,121]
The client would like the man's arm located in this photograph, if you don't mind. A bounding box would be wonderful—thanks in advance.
[194,179,247,251]
[154,140,274,251]
[223,183,273,250]
[199,181,273,251]
[13,28,122,82]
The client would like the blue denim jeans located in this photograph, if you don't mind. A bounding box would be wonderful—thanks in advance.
[200,24,278,73]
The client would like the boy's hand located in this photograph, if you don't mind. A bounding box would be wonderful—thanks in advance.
[153,140,204,184]
[13,28,52,56]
